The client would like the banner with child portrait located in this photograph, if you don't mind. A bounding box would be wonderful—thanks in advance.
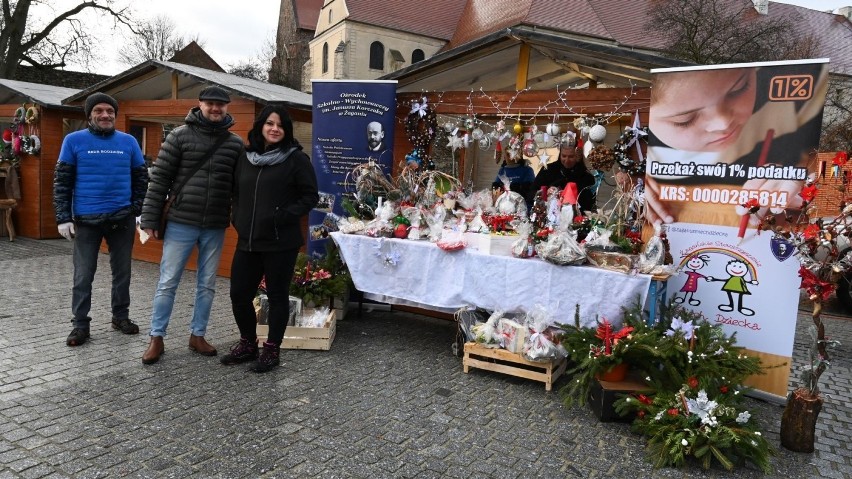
[647,59,829,401]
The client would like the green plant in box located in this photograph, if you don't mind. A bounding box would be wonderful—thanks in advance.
[558,303,661,408]
[613,301,773,472]
[290,251,349,308]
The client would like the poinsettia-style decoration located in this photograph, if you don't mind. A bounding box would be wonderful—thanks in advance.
[799,182,818,204]
[592,318,634,356]
[802,223,820,240]
[799,266,835,301]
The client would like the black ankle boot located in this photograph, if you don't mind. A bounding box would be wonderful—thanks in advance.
[251,341,280,373]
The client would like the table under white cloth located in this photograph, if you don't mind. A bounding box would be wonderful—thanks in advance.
[330,232,651,325]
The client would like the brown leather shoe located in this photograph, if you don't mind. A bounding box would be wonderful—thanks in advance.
[142,336,164,365]
[188,334,217,356]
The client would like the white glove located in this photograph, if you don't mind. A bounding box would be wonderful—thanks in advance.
[58,222,76,241]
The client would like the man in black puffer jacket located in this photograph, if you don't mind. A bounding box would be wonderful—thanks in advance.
[139,86,244,364]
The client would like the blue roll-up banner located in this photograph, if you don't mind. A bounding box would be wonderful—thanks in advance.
[308,80,398,256]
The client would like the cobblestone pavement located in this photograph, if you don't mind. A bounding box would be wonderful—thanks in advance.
[0,238,850,478]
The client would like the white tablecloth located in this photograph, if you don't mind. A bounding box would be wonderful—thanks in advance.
[330,232,651,325]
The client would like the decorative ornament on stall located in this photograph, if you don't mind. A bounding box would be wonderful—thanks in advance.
[546,114,561,137]
[507,135,522,160]
[513,114,523,135]
[523,126,539,157]
[405,149,423,169]
[574,116,590,141]
[613,113,648,176]
[587,145,615,171]
[405,97,438,164]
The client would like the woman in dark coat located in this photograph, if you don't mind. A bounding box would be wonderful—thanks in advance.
[222,105,319,373]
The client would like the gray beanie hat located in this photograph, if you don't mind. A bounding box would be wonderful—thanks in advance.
[84,92,118,118]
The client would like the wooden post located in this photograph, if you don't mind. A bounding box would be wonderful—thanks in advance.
[515,43,530,90]
[780,387,823,452]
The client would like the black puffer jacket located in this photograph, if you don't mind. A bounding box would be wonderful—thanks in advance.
[140,108,244,230]
[232,145,318,252]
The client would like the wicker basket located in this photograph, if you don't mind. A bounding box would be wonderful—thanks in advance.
[586,250,637,273]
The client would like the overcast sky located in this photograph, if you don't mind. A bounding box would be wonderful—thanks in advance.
[45,0,280,75]
[40,0,850,76]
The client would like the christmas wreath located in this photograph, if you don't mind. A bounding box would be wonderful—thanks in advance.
[405,97,438,161]
[613,125,648,175]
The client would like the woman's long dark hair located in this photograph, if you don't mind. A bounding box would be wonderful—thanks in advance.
[247,104,297,153]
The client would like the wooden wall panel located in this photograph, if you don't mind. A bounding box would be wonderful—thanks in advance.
[0,106,83,239]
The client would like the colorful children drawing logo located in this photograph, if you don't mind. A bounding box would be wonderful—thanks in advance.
[675,248,760,317]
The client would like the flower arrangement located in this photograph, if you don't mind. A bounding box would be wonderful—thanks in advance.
[558,304,660,407]
[609,303,773,472]
[290,244,351,308]
[616,384,773,472]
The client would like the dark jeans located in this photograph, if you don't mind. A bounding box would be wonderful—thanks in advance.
[230,248,298,344]
[71,215,136,329]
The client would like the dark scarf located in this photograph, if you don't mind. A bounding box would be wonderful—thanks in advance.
[87,122,115,136]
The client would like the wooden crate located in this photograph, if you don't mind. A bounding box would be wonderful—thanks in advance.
[462,342,567,391]
[256,310,336,350]
[588,376,651,422]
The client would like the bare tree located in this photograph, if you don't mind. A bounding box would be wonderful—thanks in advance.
[647,0,850,151]
[820,76,852,152]
[646,0,819,64]
[117,14,201,67]
[0,0,137,79]
[227,35,275,82]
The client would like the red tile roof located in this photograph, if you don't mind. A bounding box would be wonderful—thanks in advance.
[345,0,467,40]
[769,2,852,76]
[295,0,324,31]
[342,0,852,76]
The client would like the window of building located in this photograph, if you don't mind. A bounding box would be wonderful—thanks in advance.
[322,42,329,73]
[412,49,425,63]
[369,41,384,70]
[328,9,333,24]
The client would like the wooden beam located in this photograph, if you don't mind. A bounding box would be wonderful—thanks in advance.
[171,73,178,100]
[515,43,530,90]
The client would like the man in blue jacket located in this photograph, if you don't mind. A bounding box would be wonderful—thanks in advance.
[53,92,149,346]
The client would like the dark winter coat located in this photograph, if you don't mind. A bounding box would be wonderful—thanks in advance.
[231,145,318,252]
[140,108,244,230]
[532,161,597,213]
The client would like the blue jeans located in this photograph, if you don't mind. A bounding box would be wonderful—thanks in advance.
[71,216,136,329]
[149,222,226,337]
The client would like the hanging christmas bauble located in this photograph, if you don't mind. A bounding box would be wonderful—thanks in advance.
[478,135,491,149]
[522,138,538,157]
[464,117,475,130]
[471,127,484,140]
[546,123,561,136]
[589,124,607,143]
[533,131,546,148]
[513,122,523,135]
[443,121,455,133]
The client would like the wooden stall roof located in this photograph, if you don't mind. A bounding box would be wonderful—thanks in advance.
[0,79,80,110]
[63,60,312,110]
[383,25,688,92]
